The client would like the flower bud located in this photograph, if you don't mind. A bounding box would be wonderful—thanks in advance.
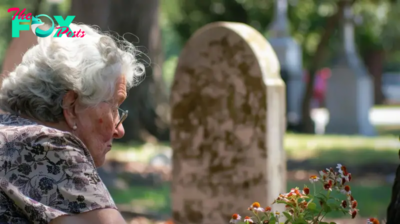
[303,187,310,195]
[341,200,347,208]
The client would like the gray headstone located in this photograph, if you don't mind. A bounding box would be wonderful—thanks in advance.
[325,2,375,136]
[268,0,304,127]
[170,22,287,224]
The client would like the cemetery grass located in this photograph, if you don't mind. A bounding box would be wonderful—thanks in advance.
[109,180,390,220]
[111,132,400,167]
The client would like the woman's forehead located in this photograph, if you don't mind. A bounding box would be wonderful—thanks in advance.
[114,76,127,102]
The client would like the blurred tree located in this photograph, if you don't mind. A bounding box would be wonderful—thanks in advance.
[164,0,400,133]
[354,0,400,104]
[70,0,170,143]
[164,0,270,45]
[297,0,348,133]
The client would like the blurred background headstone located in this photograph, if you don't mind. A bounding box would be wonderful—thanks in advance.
[325,0,375,136]
[268,0,304,132]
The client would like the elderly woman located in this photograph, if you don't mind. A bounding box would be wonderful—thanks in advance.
[0,23,144,224]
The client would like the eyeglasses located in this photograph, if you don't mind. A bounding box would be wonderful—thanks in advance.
[115,108,128,128]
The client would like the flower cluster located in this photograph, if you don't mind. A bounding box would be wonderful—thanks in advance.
[229,164,380,224]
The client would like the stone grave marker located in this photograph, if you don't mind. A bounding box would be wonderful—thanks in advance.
[325,2,375,136]
[170,22,287,224]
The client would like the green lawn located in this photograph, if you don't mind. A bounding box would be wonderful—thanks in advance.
[376,125,400,136]
[110,132,400,166]
[284,133,399,165]
[109,184,171,215]
[372,105,400,109]
[109,181,391,220]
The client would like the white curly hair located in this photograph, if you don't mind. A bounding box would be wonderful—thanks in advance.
[0,23,145,122]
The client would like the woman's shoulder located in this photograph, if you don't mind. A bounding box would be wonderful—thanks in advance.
[0,114,116,223]
[0,114,90,157]
[0,113,75,135]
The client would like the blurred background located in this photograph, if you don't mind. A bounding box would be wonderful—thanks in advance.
[1,0,400,223]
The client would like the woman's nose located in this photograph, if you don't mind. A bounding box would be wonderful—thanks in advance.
[113,123,125,139]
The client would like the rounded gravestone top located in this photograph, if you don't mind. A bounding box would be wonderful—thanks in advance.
[170,22,286,224]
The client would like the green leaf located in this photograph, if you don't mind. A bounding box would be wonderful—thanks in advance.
[330,222,337,224]
[317,192,329,200]
[327,202,340,211]
[276,200,296,208]
[308,202,317,211]
[292,218,308,224]
[282,211,293,221]
[323,204,332,213]
[269,216,277,224]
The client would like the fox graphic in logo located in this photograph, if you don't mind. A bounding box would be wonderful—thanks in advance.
[31,14,54,38]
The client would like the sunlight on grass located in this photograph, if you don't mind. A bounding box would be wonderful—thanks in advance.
[284,134,399,165]
[110,133,400,165]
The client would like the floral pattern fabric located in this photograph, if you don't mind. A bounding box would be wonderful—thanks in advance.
[0,114,117,224]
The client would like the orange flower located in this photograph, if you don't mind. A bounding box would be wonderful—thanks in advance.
[351,200,358,209]
[303,187,310,195]
[248,202,264,212]
[309,175,319,183]
[264,206,271,212]
[349,209,358,219]
[286,188,303,197]
[244,216,254,223]
[229,214,241,223]
[367,218,380,224]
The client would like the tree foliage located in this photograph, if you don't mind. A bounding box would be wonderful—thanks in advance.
[163,0,400,72]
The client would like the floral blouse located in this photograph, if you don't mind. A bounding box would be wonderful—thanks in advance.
[0,114,117,223]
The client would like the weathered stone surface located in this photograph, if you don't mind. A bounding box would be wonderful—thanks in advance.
[170,22,286,224]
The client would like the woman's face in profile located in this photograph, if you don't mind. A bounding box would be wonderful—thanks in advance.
[73,76,127,167]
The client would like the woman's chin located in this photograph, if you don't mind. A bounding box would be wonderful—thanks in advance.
[94,156,106,168]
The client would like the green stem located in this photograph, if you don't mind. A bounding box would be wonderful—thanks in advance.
[314,209,323,223]
[327,190,331,198]
[313,183,316,196]
[320,212,327,222]
[252,211,262,224]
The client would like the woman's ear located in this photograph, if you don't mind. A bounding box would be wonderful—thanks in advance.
[62,90,78,128]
